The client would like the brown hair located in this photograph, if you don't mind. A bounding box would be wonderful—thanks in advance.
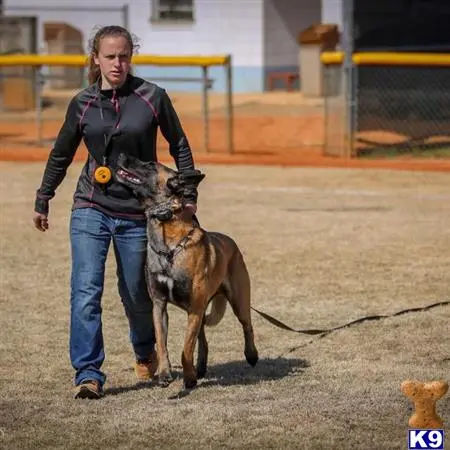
[87,25,139,85]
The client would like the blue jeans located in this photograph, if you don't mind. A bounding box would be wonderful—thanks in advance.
[69,207,155,387]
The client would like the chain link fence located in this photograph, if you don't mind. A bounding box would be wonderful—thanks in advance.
[355,64,450,157]
[324,59,450,158]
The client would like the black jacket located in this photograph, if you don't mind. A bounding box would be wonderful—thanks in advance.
[34,74,196,220]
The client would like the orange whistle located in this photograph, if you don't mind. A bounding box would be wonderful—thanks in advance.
[94,166,112,184]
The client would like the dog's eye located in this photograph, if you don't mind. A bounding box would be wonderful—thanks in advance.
[167,177,183,193]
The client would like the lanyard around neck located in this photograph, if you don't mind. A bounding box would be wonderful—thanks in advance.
[98,90,127,166]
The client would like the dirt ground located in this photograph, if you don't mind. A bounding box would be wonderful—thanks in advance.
[0,162,449,449]
[1,91,450,172]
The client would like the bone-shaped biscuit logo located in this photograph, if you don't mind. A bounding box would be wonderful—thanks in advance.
[401,380,448,429]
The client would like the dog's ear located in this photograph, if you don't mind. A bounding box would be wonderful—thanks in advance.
[178,169,206,187]
[166,175,184,194]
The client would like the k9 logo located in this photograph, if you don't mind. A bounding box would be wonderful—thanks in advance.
[408,430,445,450]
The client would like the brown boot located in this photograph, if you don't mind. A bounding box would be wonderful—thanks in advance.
[74,379,104,400]
[134,351,158,382]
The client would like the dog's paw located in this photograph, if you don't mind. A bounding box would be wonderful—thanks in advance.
[183,378,198,390]
[245,350,259,367]
[156,374,173,388]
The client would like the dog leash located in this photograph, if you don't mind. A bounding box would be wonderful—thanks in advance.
[251,300,449,338]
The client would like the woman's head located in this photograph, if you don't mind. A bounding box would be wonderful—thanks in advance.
[87,25,139,88]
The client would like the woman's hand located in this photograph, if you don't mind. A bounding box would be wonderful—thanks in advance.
[33,213,49,232]
[180,201,197,220]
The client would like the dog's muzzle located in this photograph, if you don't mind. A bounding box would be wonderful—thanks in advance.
[149,200,178,222]
[153,208,173,222]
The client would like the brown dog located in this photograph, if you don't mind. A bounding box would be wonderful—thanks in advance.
[116,154,259,391]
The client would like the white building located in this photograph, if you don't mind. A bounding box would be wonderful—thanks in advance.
[3,0,343,92]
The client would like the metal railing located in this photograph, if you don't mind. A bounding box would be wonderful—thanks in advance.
[0,53,234,154]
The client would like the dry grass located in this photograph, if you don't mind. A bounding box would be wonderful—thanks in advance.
[0,161,449,450]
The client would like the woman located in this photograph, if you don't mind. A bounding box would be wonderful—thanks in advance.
[33,25,198,399]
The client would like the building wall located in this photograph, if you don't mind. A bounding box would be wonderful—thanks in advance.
[321,0,343,31]
[4,0,127,51]
[263,0,321,90]
[139,0,265,92]
[4,0,265,92]
[4,0,343,92]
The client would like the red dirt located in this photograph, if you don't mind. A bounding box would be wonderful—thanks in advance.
[2,115,450,173]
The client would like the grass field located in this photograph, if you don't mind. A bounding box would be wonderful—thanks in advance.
[0,161,449,449]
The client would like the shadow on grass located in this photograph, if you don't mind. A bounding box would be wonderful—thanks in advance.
[200,357,310,388]
[104,381,156,396]
[104,357,309,397]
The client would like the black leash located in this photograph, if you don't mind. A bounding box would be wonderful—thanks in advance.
[251,300,449,339]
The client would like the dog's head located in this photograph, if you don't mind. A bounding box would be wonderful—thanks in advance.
[115,153,205,221]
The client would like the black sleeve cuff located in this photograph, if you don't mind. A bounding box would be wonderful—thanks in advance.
[183,189,198,203]
[34,197,49,215]
[179,169,204,204]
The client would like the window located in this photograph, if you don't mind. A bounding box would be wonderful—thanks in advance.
[151,0,194,22]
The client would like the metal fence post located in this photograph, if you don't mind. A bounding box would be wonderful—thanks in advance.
[201,65,209,152]
[122,4,130,30]
[342,0,354,158]
[35,66,43,146]
[225,55,233,154]
[322,65,329,155]
[351,64,359,157]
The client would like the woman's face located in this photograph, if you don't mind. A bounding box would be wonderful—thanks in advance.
[94,35,132,88]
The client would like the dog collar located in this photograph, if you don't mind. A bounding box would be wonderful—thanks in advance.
[149,227,197,266]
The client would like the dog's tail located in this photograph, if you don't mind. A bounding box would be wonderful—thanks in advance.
[204,294,227,327]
